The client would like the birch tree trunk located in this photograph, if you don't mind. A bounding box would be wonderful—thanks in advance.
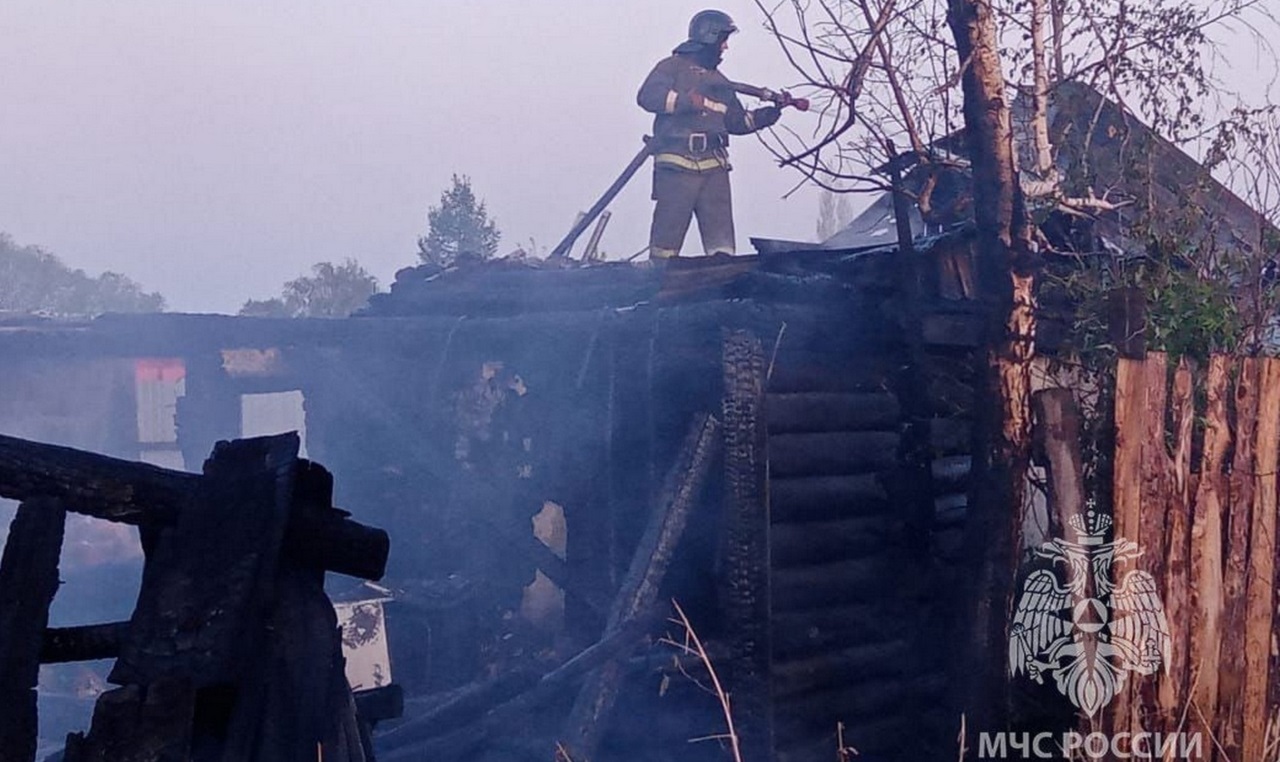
[1030,0,1055,177]
[946,0,1038,736]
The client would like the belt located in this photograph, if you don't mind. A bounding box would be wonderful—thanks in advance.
[659,132,728,155]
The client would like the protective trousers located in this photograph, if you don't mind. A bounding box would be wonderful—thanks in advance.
[648,166,735,259]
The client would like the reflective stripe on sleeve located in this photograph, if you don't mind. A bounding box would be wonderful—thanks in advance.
[703,98,728,114]
[665,90,679,113]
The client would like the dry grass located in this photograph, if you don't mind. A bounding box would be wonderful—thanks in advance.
[836,720,860,760]
[658,599,744,762]
[1264,708,1280,761]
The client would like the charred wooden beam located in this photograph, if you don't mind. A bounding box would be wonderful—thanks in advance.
[280,457,389,581]
[932,454,972,488]
[463,510,611,617]
[41,622,129,664]
[770,474,889,524]
[768,430,899,478]
[0,310,616,358]
[719,329,775,761]
[0,498,67,762]
[764,353,900,394]
[283,511,389,582]
[764,392,900,433]
[770,516,902,568]
[0,433,192,525]
[558,412,721,762]
[772,558,899,611]
[0,433,387,580]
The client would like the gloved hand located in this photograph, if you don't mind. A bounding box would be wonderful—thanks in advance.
[775,90,811,111]
[754,106,782,129]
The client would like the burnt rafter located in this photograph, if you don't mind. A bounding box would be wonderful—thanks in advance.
[0,432,388,581]
[0,433,195,524]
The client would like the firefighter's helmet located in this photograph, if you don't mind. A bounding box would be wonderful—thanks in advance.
[688,10,738,46]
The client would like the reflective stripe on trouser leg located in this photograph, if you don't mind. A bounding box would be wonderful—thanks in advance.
[694,168,735,255]
[649,167,703,258]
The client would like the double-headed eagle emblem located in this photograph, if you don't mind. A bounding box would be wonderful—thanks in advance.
[1009,510,1171,717]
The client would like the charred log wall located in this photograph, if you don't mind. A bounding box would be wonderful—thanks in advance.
[765,327,950,762]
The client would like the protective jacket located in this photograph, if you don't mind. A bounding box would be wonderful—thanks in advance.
[636,51,779,172]
[637,48,781,259]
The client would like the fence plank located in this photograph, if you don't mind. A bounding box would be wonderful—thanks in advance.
[1220,357,1257,758]
[1133,353,1171,733]
[0,433,193,525]
[1110,356,1146,734]
[1188,355,1229,752]
[1243,357,1280,761]
[1159,358,1194,731]
[1113,357,1146,547]
[1138,353,1171,580]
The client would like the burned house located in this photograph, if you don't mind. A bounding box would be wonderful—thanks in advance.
[2,83,1274,762]
[0,239,984,762]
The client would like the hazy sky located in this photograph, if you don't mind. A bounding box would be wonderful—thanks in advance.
[1,1,823,313]
[1,2,1274,314]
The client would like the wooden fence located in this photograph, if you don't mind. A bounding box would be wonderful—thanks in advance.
[1100,352,1280,761]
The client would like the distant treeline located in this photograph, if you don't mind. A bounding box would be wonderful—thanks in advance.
[0,233,164,316]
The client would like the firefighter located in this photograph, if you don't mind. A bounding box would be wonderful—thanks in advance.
[637,9,783,260]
